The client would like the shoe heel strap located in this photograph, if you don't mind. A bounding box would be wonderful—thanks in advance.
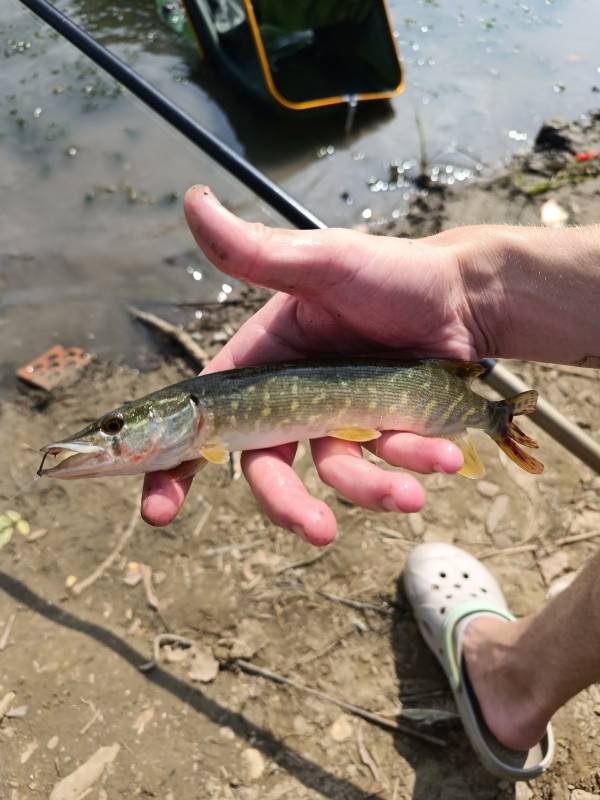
[442,600,516,691]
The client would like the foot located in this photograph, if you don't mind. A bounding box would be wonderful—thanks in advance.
[461,615,551,751]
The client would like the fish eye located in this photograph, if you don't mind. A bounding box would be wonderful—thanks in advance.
[101,415,124,435]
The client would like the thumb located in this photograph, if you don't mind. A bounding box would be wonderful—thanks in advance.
[183,185,370,296]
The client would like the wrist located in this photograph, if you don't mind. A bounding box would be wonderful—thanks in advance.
[453,224,600,364]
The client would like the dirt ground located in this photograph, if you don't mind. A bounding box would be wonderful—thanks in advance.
[1,116,600,800]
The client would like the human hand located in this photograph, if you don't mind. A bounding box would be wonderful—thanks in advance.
[141,186,490,545]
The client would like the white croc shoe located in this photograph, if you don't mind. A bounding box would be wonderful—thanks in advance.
[403,542,554,780]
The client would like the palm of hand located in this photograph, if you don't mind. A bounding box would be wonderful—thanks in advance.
[141,188,470,544]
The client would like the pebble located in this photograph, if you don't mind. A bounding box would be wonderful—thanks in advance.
[329,714,354,742]
[485,494,510,535]
[240,748,265,782]
[292,715,313,736]
[219,726,235,740]
[65,575,77,589]
[477,480,500,498]
[47,735,59,750]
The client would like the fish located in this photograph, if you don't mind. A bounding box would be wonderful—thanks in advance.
[37,358,543,481]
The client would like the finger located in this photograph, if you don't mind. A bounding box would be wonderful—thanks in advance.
[183,185,381,296]
[141,469,195,527]
[241,443,337,547]
[311,437,425,513]
[366,432,464,474]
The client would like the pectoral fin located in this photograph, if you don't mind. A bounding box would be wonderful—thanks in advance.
[449,433,485,479]
[200,444,229,464]
[327,427,382,443]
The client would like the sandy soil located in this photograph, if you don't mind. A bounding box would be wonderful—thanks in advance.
[1,116,600,800]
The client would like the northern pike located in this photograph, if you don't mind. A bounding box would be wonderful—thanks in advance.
[38,359,543,480]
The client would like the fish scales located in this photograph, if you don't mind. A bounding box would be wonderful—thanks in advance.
[38,358,544,480]
[183,360,490,447]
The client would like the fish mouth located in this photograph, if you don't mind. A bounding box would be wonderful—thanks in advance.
[38,441,111,479]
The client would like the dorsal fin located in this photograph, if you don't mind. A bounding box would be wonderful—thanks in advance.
[430,360,486,386]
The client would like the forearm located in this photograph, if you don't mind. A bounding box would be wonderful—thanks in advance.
[455,224,600,365]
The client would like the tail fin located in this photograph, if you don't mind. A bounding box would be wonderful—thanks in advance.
[490,390,544,475]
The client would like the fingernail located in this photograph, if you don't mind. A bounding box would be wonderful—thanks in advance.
[292,524,307,540]
[381,495,397,511]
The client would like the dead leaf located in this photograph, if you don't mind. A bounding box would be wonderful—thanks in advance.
[538,550,570,586]
[133,707,154,735]
[49,743,120,800]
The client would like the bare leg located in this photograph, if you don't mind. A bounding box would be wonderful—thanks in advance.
[462,549,600,751]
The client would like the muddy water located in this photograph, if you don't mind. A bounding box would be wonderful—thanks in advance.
[1,0,599,392]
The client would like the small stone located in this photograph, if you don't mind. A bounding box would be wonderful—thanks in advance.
[240,748,265,782]
[292,715,313,736]
[65,575,77,589]
[477,480,500,498]
[219,726,235,740]
[16,520,30,536]
[329,714,354,742]
[124,562,142,587]
[47,736,59,750]
[188,646,219,683]
[485,494,510,535]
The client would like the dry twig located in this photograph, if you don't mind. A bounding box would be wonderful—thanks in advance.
[0,691,16,722]
[233,659,446,746]
[0,613,16,651]
[192,502,214,538]
[480,526,600,561]
[273,549,329,575]
[318,590,393,616]
[129,306,208,367]
[140,564,160,610]
[356,724,382,786]
[72,502,138,595]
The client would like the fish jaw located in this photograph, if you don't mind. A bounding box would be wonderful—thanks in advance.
[38,441,115,479]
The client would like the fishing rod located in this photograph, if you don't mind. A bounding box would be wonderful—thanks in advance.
[18,0,600,473]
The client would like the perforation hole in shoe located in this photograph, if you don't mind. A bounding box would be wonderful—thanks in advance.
[463,572,470,579]
[431,583,440,590]
[440,607,446,615]
[439,571,447,578]
[453,583,461,589]
[481,587,488,593]
[445,594,453,600]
